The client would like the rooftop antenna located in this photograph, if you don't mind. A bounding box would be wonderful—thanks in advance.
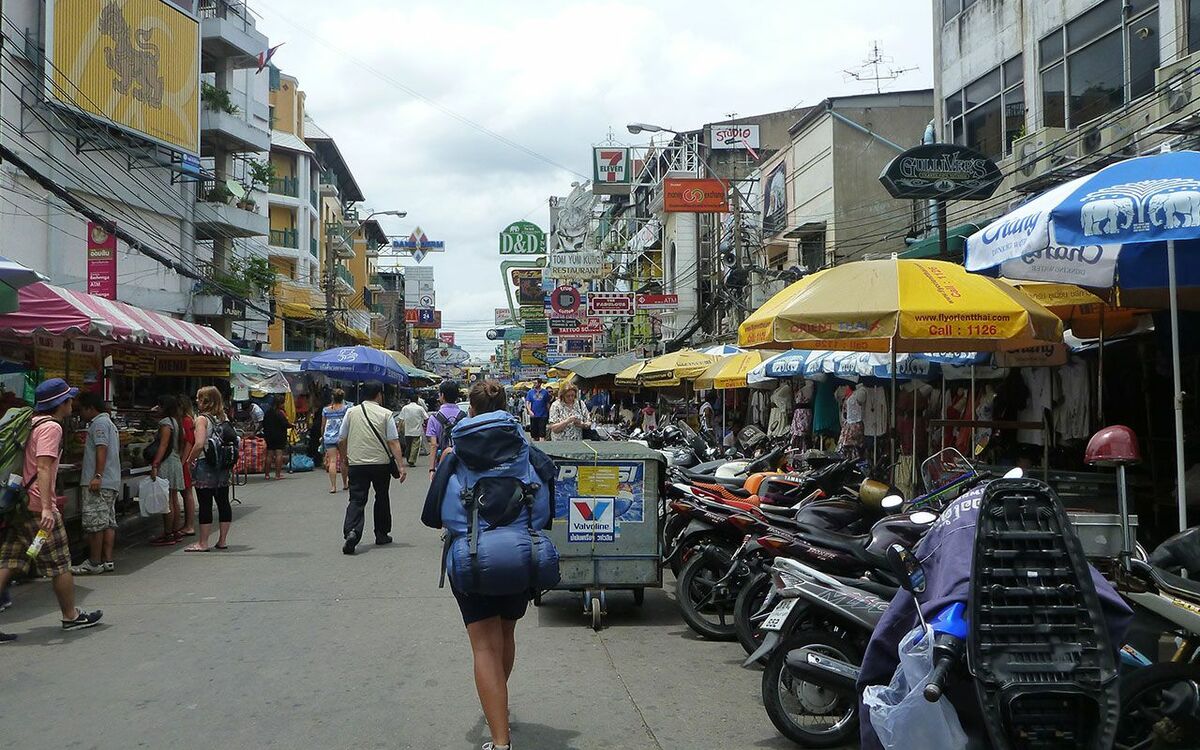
[603,126,618,145]
[724,112,738,120]
[843,41,918,93]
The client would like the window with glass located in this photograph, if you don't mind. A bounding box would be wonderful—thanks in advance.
[1191,0,1200,54]
[1038,0,1158,129]
[944,54,1024,159]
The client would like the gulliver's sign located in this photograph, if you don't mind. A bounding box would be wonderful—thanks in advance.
[880,144,1002,201]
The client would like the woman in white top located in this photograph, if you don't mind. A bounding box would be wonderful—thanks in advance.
[548,385,591,441]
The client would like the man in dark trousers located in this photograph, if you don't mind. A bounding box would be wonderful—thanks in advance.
[337,381,407,555]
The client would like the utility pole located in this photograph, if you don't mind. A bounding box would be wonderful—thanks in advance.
[731,197,744,327]
[324,223,337,347]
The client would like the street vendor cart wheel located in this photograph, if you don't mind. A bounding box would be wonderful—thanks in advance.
[590,596,602,631]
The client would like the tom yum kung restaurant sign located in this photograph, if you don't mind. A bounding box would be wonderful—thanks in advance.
[880,144,1002,201]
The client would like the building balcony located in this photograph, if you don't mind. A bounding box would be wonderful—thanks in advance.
[269,227,299,250]
[310,237,319,258]
[200,107,270,156]
[366,274,384,293]
[326,223,354,259]
[334,265,355,295]
[319,170,340,197]
[310,188,319,209]
[199,0,269,72]
[194,185,268,240]
[269,176,299,197]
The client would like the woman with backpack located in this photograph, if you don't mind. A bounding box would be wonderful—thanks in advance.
[148,395,185,546]
[321,388,350,494]
[183,386,235,552]
[422,379,559,750]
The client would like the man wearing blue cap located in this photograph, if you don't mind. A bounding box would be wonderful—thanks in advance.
[0,378,103,643]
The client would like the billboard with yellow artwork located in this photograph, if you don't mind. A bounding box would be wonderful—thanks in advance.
[46,0,200,155]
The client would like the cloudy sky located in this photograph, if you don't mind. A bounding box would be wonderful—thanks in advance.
[252,0,934,357]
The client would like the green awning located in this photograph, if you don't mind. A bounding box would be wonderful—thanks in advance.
[899,222,983,260]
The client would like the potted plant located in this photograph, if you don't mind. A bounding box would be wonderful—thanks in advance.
[201,81,239,115]
[203,183,234,204]
[247,160,275,194]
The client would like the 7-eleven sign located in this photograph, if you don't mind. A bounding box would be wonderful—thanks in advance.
[593,147,631,184]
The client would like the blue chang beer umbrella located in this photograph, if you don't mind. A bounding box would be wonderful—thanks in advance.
[302,345,410,385]
[966,151,1200,529]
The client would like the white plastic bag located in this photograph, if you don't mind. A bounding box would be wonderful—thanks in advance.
[138,476,170,517]
[863,624,968,750]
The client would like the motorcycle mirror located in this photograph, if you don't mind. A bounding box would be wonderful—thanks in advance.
[886,543,926,595]
[1003,467,1024,479]
[881,495,903,511]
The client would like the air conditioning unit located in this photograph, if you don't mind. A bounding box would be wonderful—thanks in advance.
[1155,50,1200,126]
[1011,127,1078,190]
[1079,114,1135,156]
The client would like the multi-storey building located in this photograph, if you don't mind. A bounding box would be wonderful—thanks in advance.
[0,0,272,345]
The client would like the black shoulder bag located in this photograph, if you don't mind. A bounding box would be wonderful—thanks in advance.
[360,404,402,479]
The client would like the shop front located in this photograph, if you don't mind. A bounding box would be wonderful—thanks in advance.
[0,283,239,525]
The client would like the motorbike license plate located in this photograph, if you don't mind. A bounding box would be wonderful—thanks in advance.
[761,599,797,631]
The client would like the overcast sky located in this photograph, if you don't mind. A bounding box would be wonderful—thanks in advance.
[252,0,935,358]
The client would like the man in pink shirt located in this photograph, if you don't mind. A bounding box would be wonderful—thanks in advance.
[0,378,103,642]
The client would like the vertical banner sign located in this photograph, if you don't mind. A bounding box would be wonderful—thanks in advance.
[87,222,117,299]
[438,331,455,346]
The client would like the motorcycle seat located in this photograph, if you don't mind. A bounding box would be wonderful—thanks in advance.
[1142,561,1200,602]
[681,469,746,489]
[789,522,884,568]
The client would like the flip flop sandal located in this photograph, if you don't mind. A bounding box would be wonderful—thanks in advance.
[148,536,176,546]
[214,544,229,550]
[183,545,209,552]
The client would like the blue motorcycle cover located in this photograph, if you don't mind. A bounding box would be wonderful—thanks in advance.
[856,484,1133,750]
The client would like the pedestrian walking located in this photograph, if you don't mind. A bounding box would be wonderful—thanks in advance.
[262,396,291,480]
[0,378,103,638]
[421,379,556,750]
[70,393,122,575]
[398,395,428,467]
[183,386,235,552]
[321,389,350,494]
[148,394,185,546]
[523,377,551,441]
[548,384,590,441]
[177,393,197,537]
[339,381,407,555]
[425,381,465,476]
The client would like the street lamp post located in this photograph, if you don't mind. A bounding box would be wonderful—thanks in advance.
[325,209,406,348]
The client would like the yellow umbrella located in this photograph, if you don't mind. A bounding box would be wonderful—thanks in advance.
[1002,280,1150,338]
[739,258,1063,352]
[383,350,415,368]
[694,350,779,390]
[638,349,717,387]
[614,360,646,388]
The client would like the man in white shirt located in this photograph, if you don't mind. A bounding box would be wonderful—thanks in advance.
[398,395,428,467]
[338,382,407,555]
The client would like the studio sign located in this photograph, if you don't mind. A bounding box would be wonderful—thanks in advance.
[880,143,1002,201]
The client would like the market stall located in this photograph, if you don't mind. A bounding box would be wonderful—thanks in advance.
[0,282,239,522]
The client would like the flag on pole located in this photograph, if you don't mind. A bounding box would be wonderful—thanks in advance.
[741,137,760,161]
[256,43,284,73]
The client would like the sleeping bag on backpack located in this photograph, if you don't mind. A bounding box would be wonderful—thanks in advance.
[440,410,559,596]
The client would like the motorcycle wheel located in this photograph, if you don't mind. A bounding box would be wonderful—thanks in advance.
[735,572,775,658]
[675,550,741,641]
[670,532,723,578]
[1115,662,1200,749]
[761,629,861,748]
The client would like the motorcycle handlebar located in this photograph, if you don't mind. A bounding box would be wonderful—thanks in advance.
[923,653,955,702]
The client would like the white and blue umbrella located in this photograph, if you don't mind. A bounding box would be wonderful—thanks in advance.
[302,345,410,385]
[966,151,1200,528]
[752,348,985,382]
[700,344,744,356]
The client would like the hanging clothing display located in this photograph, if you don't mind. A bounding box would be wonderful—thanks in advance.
[812,379,839,436]
[1017,368,1053,445]
[1055,356,1091,441]
[836,385,867,460]
[767,382,793,438]
[863,385,888,438]
[749,389,770,428]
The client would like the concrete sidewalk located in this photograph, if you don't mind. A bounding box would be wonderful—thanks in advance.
[2,470,801,749]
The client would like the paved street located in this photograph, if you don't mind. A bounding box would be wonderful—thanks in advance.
[2,470,797,750]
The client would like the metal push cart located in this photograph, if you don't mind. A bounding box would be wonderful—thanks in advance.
[539,441,666,630]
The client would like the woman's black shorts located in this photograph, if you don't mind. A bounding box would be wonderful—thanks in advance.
[452,586,529,626]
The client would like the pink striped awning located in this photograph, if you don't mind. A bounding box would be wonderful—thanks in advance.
[0,283,238,357]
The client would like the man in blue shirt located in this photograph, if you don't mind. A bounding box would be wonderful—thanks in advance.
[524,378,552,441]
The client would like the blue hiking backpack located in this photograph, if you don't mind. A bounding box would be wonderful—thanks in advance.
[440,410,560,596]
